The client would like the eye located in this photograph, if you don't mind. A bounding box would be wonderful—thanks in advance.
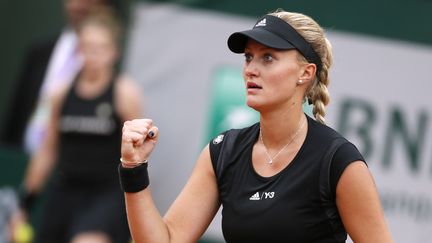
[263,53,274,62]
[244,53,252,63]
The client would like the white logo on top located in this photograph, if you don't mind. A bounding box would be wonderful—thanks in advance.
[249,191,275,200]
[255,18,266,27]
[249,192,261,200]
[212,134,224,144]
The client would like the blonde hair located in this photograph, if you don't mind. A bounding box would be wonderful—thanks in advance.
[269,10,333,124]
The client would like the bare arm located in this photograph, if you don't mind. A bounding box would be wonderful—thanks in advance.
[121,120,220,243]
[336,161,394,243]
[23,86,68,194]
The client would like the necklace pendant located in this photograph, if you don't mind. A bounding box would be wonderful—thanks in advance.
[260,116,305,167]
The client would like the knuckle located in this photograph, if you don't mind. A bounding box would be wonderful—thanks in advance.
[123,120,132,128]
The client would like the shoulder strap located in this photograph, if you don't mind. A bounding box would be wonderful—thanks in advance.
[319,137,347,242]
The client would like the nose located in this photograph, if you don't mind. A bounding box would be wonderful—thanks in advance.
[244,60,258,80]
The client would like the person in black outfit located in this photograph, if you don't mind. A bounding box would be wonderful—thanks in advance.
[0,0,113,152]
[117,10,394,242]
[16,7,142,243]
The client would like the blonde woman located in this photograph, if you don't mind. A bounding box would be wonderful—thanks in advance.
[119,10,393,243]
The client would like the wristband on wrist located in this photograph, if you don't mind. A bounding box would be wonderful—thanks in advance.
[118,162,149,193]
[18,185,37,212]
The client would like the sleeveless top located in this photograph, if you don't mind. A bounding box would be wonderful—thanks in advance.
[209,115,365,243]
[57,75,122,189]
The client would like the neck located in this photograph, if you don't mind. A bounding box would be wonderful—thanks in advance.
[259,105,306,147]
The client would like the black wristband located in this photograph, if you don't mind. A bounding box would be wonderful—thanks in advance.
[118,163,150,193]
[18,185,37,212]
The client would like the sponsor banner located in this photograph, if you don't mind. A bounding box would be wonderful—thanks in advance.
[327,31,432,242]
[124,2,432,242]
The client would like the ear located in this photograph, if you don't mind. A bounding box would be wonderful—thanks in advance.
[298,63,317,85]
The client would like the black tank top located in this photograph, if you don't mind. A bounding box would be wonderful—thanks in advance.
[57,76,122,188]
[209,115,365,242]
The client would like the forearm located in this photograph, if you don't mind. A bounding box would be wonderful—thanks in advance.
[24,111,58,194]
[125,188,171,243]
[24,152,56,194]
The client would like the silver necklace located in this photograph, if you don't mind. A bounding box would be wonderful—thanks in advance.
[259,117,306,165]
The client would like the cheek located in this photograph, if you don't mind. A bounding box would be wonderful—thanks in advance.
[266,67,296,87]
[100,44,117,61]
[100,52,117,66]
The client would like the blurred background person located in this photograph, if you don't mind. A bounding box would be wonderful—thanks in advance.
[0,0,115,154]
[14,6,142,243]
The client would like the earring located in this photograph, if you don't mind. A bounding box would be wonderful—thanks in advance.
[298,79,303,84]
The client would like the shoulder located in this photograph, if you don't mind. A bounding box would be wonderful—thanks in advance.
[114,74,143,120]
[210,123,259,148]
[115,75,140,93]
[209,123,259,160]
[307,115,344,142]
[209,123,259,178]
[306,115,364,164]
[309,116,364,160]
[209,123,259,151]
[114,75,142,103]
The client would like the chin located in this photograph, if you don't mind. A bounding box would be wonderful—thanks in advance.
[246,100,261,112]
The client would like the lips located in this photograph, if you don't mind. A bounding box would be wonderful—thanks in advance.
[247,81,262,89]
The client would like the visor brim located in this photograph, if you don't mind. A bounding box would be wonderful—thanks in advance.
[227,28,296,53]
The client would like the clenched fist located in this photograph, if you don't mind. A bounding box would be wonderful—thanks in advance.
[121,119,159,167]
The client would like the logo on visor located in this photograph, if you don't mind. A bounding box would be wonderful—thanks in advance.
[255,18,266,27]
